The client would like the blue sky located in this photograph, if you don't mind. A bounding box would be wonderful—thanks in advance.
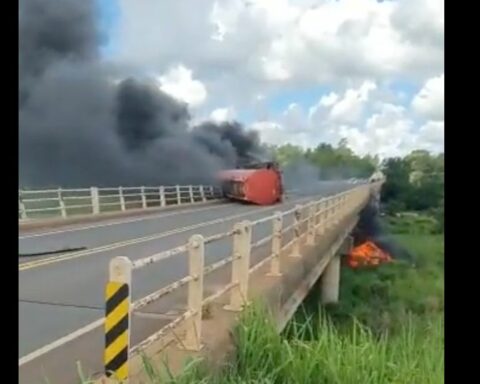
[97,0,120,56]
[267,86,331,114]
[92,0,443,155]
[94,0,417,118]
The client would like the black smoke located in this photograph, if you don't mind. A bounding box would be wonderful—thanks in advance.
[19,0,266,189]
[353,200,415,264]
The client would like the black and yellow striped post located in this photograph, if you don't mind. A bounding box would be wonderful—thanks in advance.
[105,256,132,382]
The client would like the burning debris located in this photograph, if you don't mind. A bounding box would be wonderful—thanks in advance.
[19,0,269,189]
[349,200,415,268]
[347,241,392,269]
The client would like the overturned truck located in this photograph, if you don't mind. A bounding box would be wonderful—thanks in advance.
[217,161,283,205]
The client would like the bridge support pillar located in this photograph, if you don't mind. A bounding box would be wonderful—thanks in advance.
[321,255,340,305]
[321,235,353,305]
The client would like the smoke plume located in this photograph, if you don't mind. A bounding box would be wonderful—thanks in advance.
[353,201,414,263]
[19,0,266,188]
[281,159,320,193]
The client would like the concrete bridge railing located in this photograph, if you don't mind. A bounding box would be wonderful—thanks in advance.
[101,182,381,382]
[18,185,222,221]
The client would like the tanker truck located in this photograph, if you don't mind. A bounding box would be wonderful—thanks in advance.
[217,161,283,205]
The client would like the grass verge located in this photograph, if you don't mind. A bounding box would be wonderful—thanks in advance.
[76,214,444,384]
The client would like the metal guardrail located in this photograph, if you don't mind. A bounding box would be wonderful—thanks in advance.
[103,183,377,381]
[18,185,222,220]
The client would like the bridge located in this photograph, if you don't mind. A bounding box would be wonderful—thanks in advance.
[18,178,383,384]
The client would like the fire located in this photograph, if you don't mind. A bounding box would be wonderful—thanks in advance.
[347,241,392,268]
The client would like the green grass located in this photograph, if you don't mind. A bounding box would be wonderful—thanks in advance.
[385,214,441,235]
[78,213,443,384]
[157,214,444,384]
[146,305,443,384]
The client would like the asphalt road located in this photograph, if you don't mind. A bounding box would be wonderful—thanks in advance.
[19,180,362,384]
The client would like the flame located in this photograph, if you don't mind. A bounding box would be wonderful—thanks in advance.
[347,241,392,268]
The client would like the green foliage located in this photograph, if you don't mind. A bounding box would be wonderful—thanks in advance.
[77,225,444,384]
[381,151,444,217]
[270,142,443,214]
[152,222,444,384]
[270,139,376,180]
[271,144,305,167]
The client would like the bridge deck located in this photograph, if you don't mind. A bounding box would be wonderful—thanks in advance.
[19,181,357,384]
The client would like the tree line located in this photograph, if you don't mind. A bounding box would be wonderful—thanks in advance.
[269,142,444,228]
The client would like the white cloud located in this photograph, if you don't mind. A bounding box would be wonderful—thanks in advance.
[254,98,443,158]
[210,107,236,122]
[261,56,290,81]
[412,74,444,121]
[362,103,416,157]
[329,81,376,124]
[157,65,207,108]
[308,81,377,127]
[319,92,339,108]
[418,121,444,152]
[252,120,311,148]
[112,0,444,156]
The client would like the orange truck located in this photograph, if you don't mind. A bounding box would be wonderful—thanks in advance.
[217,161,283,205]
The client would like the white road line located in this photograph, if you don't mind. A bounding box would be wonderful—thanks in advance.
[19,203,229,239]
[19,187,305,240]
[17,193,326,366]
[19,318,104,367]
[19,197,315,271]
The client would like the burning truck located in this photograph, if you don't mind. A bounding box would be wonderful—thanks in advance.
[217,161,283,205]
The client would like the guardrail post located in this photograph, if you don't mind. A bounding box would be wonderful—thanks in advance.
[176,185,181,205]
[19,192,27,219]
[224,221,252,311]
[90,187,100,214]
[58,188,67,218]
[290,204,302,258]
[140,186,147,209]
[324,199,331,229]
[338,195,343,221]
[267,212,283,277]
[316,199,325,235]
[119,187,126,211]
[337,194,343,219]
[341,194,348,218]
[346,191,353,214]
[315,200,322,233]
[159,186,166,207]
[306,203,316,245]
[200,185,206,202]
[333,196,340,225]
[189,185,194,203]
[183,234,205,351]
[105,256,132,382]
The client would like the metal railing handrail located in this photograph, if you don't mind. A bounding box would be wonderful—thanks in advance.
[19,184,222,221]
[102,182,382,381]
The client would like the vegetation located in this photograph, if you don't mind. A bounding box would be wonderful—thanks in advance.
[381,150,444,217]
[76,143,444,384]
[132,213,443,384]
[271,142,444,229]
[268,139,378,180]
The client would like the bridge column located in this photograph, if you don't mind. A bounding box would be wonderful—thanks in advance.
[321,255,340,305]
[321,236,353,305]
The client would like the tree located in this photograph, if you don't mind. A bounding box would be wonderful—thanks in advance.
[271,144,304,166]
[381,151,444,216]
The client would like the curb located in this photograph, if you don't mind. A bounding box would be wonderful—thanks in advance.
[19,199,225,234]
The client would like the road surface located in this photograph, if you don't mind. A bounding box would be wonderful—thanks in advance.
[19,181,361,384]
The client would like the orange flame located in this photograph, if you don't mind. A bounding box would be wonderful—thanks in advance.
[347,241,392,268]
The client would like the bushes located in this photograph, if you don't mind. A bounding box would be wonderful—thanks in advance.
[164,225,444,384]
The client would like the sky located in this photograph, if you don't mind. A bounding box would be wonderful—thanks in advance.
[97,0,444,157]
